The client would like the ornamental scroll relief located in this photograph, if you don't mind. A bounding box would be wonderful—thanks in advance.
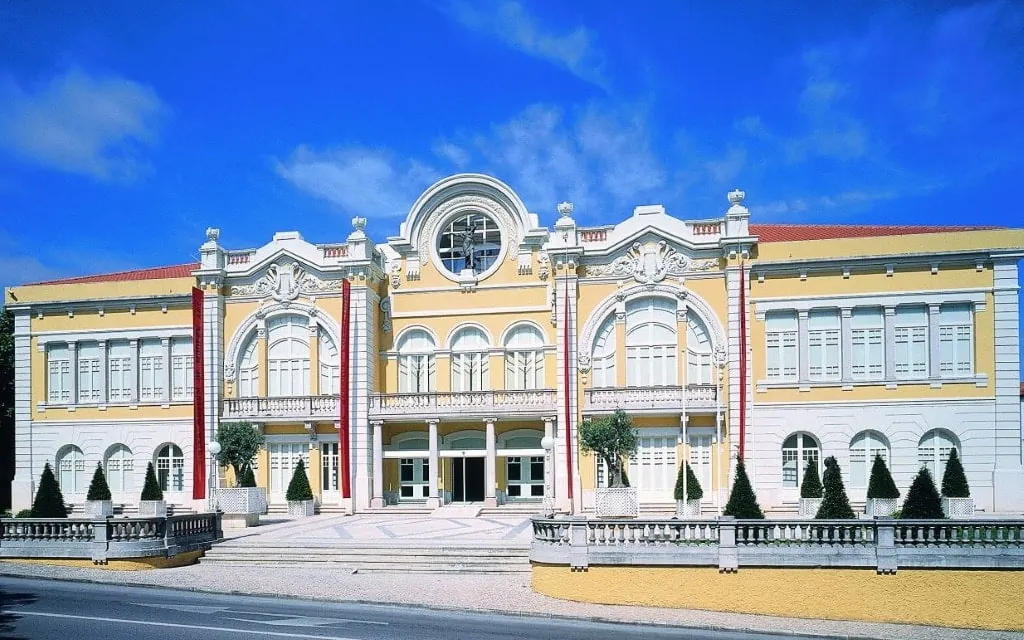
[230,261,342,301]
[582,241,718,284]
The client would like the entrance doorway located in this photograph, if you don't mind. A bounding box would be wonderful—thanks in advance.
[451,457,485,502]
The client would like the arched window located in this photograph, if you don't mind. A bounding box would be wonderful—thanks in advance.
[156,444,185,492]
[104,444,134,493]
[591,315,617,388]
[450,326,489,392]
[238,335,259,397]
[849,430,889,488]
[918,429,959,481]
[782,433,820,488]
[504,324,545,390]
[625,297,677,386]
[319,330,340,394]
[397,329,435,393]
[687,311,713,384]
[267,315,311,397]
[56,445,86,493]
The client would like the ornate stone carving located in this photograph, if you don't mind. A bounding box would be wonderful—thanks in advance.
[583,242,719,282]
[577,353,591,373]
[230,261,342,299]
[417,194,519,269]
[537,253,550,280]
[390,263,402,289]
[223,362,236,382]
[379,297,392,333]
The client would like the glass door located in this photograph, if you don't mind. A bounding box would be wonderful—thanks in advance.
[321,442,339,493]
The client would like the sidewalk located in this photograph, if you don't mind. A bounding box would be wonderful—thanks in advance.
[1,560,1019,640]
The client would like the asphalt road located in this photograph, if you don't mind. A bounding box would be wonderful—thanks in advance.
[0,575,829,640]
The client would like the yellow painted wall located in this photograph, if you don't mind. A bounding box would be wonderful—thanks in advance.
[532,565,1024,632]
[10,276,195,305]
[755,228,1024,262]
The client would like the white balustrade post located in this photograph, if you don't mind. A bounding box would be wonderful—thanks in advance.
[875,517,897,575]
[717,516,738,573]
[569,518,589,570]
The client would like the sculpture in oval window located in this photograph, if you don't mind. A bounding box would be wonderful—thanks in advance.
[437,212,502,275]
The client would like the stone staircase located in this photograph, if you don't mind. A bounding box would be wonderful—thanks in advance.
[200,540,530,573]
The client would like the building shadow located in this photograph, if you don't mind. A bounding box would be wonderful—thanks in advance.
[0,588,38,640]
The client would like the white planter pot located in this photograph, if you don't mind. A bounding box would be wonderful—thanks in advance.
[942,497,975,518]
[676,499,702,518]
[595,487,638,518]
[215,487,268,515]
[798,498,822,518]
[288,500,315,517]
[85,500,113,518]
[138,500,167,517]
[866,498,899,517]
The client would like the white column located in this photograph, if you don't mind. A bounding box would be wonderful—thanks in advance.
[884,306,896,388]
[991,258,1024,511]
[128,338,139,406]
[426,419,439,508]
[484,417,497,507]
[11,310,35,511]
[97,340,108,407]
[67,340,78,408]
[928,303,941,383]
[371,420,384,508]
[840,307,853,388]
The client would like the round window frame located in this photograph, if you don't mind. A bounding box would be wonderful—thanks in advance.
[430,208,507,283]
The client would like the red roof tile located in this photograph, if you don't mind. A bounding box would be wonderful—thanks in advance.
[750,224,999,243]
[25,262,200,286]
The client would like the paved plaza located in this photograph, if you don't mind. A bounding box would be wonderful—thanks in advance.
[225,512,535,545]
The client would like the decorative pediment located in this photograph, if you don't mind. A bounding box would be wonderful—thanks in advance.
[230,260,342,300]
[582,240,718,283]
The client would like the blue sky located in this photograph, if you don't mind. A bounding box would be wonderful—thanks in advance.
[1,1,1022,358]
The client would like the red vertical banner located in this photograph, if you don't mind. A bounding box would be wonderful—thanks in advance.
[738,263,747,461]
[563,283,573,503]
[191,286,206,500]
[339,278,351,499]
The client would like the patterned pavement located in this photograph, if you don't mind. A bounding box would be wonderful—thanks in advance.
[228,513,535,544]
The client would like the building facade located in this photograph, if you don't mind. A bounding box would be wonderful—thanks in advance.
[7,174,1024,514]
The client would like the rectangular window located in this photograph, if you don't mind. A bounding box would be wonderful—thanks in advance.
[808,310,841,380]
[399,354,433,393]
[851,308,884,380]
[139,339,165,401]
[171,338,194,400]
[687,351,712,385]
[77,343,101,403]
[451,352,488,392]
[107,341,132,402]
[939,304,973,377]
[894,306,928,378]
[47,344,71,403]
[626,345,676,386]
[765,311,798,380]
[505,351,544,390]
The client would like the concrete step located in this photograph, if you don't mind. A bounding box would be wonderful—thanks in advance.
[198,560,530,573]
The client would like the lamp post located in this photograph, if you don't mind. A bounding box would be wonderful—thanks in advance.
[208,440,221,512]
[541,435,555,516]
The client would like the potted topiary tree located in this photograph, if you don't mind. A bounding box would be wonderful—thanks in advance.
[723,458,764,519]
[85,462,113,517]
[31,463,67,518]
[674,462,703,517]
[580,409,639,517]
[138,461,166,516]
[901,467,944,519]
[286,460,315,517]
[940,449,973,517]
[213,422,267,527]
[865,454,900,517]
[815,456,855,519]
[798,460,823,517]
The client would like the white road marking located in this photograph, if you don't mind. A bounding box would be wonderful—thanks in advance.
[225,616,387,627]
[131,602,232,613]
[11,610,363,640]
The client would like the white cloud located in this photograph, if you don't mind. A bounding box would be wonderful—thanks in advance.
[759,189,900,217]
[442,1,607,88]
[433,141,470,167]
[0,69,166,181]
[274,146,441,219]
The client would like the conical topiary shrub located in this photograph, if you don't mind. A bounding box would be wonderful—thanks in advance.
[902,467,944,519]
[815,456,855,519]
[286,460,314,517]
[674,462,703,501]
[723,459,763,519]
[239,463,257,488]
[940,448,970,498]
[866,454,899,500]
[800,460,823,498]
[86,463,112,501]
[140,462,164,501]
[31,463,67,518]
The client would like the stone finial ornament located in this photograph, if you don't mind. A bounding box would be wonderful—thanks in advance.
[352,216,367,232]
[727,189,745,205]
[206,227,221,243]
[557,201,574,218]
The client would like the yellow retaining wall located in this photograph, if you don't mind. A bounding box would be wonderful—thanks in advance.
[1,550,203,571]
[532,564,1024,631]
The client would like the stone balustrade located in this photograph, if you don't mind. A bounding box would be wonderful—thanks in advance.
[221,395,338,421]
[531,516,1024,573]
[583,383,718,413]
[369,389,557,420]
[0,512,221,563]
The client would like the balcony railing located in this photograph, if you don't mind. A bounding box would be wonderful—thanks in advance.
[369,389,557,420]
[221,395,338,421]
[583,384,718,413]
